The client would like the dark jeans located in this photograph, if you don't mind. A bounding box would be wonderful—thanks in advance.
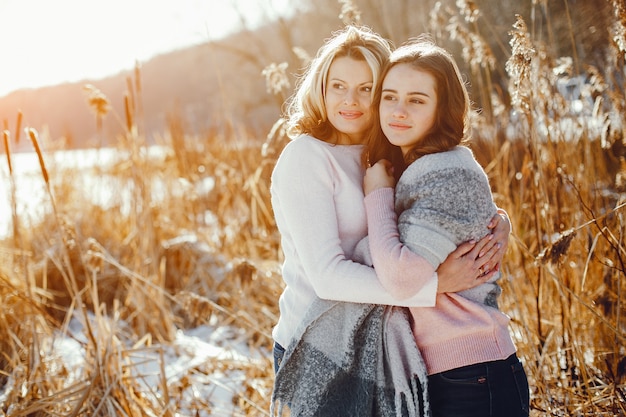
[428,353,530,417]
[273,342,286,375]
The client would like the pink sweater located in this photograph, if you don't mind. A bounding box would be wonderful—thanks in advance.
[364,187,516,375]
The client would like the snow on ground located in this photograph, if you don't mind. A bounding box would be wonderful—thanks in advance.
[0,313,269,416]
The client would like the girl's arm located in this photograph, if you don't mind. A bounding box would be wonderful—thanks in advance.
[272,139,437,306]
[363,160,510,296]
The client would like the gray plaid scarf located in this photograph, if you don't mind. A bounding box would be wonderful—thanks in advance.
[270,299,430,417]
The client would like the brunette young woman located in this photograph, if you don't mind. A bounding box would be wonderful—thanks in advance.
[362,37,530,417]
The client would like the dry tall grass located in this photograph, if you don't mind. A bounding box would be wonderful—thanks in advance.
[0,1,625,416]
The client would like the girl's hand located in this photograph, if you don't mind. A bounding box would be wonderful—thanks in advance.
[363,160,395,195]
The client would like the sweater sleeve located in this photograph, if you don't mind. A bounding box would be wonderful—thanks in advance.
[271,138,437,307]
[364,187,438,300]
[396,147,497,267]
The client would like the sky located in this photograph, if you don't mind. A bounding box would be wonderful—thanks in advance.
[0,0,294,98]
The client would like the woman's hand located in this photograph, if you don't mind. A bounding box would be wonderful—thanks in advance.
[436,210,511,293]
[363,160,395,195]
[437,238,497,293]
[480,209,511,274]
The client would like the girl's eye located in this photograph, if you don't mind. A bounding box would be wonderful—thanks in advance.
[361,86,372,93]
[332,83,345,90]
[382,94,396,101]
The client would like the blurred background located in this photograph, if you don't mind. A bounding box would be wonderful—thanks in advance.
[0,0,613,150]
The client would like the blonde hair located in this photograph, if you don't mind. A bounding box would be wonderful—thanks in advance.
[284,25,392,143]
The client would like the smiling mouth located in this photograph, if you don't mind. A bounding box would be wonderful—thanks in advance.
[339,111,362,119]
[388,122,411,130]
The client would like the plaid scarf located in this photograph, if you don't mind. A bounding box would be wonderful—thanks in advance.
[270,299,430,417]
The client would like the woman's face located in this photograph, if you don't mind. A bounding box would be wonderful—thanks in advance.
[324,56,374,145]
[379,63,438,156]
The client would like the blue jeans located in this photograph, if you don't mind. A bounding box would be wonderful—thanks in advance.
[273,342,285,375]
[428,354,530,417]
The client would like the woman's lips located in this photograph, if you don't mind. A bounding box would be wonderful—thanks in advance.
[388,122,411,130]
[339,111,363,119]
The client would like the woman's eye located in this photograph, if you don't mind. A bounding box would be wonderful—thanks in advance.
[332,83,345,90]
[382,94,396,101]
[361,86,372,93]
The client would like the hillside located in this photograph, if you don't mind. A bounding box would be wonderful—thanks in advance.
[0,0,613,152]
[0,6,340,152]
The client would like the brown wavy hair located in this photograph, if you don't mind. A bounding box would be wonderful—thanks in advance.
[364,35,471,177]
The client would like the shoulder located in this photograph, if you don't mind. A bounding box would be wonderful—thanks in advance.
[451,145,479,163]
[399,146,483,184]
[424,145,475,163]
[417,146,481,170]
[272,135,346,184]
[271,136,324,192]
[278,135,352,161]
[275,135,325,168]
[280,134,322,155]
[452,146,486,175]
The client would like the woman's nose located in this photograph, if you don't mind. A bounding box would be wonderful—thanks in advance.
[343,88,358,105]
[392,103,407,118]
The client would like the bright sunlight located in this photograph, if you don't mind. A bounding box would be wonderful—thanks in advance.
[0,0,292,97]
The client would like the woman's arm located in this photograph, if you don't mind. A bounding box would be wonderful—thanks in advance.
[272,139,437,306]
[483,208,511,272]
[364,187,497,296]
[436,235,501,293]
[446,209,511,284]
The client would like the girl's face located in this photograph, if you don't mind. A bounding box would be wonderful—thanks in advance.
[379,63,437,156]
[324,56,374,145]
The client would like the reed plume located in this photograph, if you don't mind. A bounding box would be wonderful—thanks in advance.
[14,110,22,145]
[506,15,535,115]
[338,0,361,25]
[2,129,11,176]
[262,62,290,97]
[27,127,50,186]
